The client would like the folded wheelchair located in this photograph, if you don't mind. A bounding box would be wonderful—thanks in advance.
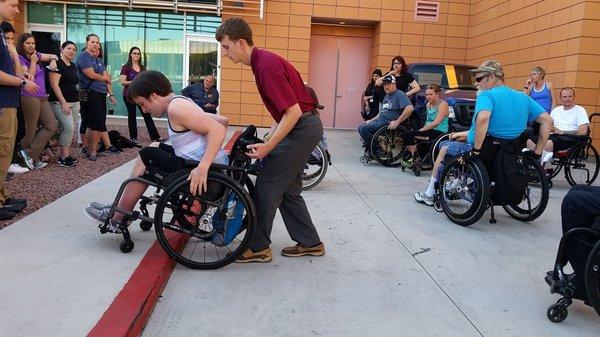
[433,134,550,226]
[96,126,262,270]
[545,223,600,323]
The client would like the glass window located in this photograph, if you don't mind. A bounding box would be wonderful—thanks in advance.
[186,14,221,35]
[28,2,64,25]
[145,11,184,96]
[410,64,448,88]
[454,65,477,89]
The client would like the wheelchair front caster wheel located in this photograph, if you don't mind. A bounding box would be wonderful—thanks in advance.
[401,166,405,172]
[433,200,443,212]
[140,221,153,231]
[547,303,568,323]
[120,240,134,253]
[413,169,421,177]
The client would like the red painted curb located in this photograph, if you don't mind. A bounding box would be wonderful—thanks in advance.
[87,232,187,337]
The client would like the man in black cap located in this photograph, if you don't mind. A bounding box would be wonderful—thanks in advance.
[358,74,413,152]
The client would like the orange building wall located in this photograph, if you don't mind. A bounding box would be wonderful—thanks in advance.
[467,0,600,148]
[220,0,472,127]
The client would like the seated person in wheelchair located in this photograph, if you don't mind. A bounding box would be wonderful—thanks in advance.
[414,60,552,206]
[525,87,589,172]
[84,70,229,232]
[551,185,600,300]
[357,75,414,153]
[400,83,449,168]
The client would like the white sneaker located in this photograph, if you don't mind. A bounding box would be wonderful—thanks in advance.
[33,161,47,169]
[8,163,29,174]
[414,191,434,206]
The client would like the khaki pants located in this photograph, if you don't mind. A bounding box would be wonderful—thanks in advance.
[0,108,17,204]
[20,96,58,161]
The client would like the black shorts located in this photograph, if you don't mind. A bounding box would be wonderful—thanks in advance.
[81,90,107,132]
[139,143,187,177]
[549,134,584,152]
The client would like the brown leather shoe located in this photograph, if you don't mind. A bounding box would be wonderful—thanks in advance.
[234,247,272,263]
[281,242,325,257]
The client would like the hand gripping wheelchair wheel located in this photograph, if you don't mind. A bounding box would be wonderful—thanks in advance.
[369,125,408,167]
[153,170,256,270]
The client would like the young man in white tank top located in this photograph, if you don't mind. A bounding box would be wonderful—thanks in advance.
[84,70,228,232]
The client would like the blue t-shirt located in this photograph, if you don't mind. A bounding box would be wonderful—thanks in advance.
[379,89,412,122]
[76,51,107,94]
[0,32,19,108]
[467,86,545,144]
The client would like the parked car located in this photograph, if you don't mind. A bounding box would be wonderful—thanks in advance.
[408,63,477,131]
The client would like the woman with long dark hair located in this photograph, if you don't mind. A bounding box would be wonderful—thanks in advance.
[376,55,420,96]
[16,33,59,168]
[49,40,79,167]
[361,68,384,121]
[120,47,160,143]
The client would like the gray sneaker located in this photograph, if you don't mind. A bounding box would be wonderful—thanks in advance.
[84,206,122,234]
[89,201,110,211]
[414,191,434,206]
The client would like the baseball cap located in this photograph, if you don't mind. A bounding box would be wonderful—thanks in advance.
[470,60,504,77]
[382,75,396,84]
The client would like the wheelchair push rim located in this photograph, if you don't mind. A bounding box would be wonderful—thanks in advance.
[370,125,407,167]
[565,143,600,187]
[502,155,550,222]
[153,171,256,270]
[585,240,600,318]
[439,158,490,226]
[302,143,328,191]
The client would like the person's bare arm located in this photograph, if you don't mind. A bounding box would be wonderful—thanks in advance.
[49,72,71,114]
[473,110,491,151]
[82,68,109,82]
[547,81,557,111]
[388,105,414,129]
[169,99,227,195]
[120,74,130,86]
[534,112,552,155]
[0,70,38,93]
[405,80,420,97]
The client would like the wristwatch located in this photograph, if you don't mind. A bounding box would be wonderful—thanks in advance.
[20,80,27,87]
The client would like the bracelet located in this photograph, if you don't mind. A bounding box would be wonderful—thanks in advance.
[108,94,115,97]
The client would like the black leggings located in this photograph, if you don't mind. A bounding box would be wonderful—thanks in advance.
[124,97,160,141]
[11,107,26,164]
[402,129,444,157]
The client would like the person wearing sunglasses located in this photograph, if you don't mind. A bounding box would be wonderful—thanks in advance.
[415,60,552,206]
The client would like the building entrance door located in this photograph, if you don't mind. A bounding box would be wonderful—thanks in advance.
[308,34,371,129]
[184,35,219,86]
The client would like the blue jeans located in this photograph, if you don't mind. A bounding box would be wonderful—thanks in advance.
[435,140,473,180]
[358,118,389,150]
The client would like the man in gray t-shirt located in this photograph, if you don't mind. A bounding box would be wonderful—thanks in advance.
[358,75,414,151]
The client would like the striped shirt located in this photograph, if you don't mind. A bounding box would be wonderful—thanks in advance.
[167,95,228,164]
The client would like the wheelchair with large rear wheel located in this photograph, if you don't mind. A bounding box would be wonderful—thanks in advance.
[96,126,262,270]
[545,223,600,323]
[433,134,550,226]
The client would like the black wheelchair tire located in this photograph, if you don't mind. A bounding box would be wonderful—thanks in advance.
[302,144,328,190]
[369,125,407,167]
[439,158,490,226]
[565,143,600,187]
[502,156,550,222]
[585,240,600,317]
[153,171,256,270]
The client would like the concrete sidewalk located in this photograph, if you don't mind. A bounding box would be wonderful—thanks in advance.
[144,130,600,337]
[0,129,599,336]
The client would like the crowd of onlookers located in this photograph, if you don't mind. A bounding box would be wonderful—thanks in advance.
[0,14,220,220]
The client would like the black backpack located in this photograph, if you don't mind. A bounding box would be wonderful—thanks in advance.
[108,130,142,150]
[483,134,529,205]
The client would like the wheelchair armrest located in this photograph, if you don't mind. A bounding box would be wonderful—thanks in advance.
[184,159,248,173]
[184,159,200,168]
[450,123,470,132]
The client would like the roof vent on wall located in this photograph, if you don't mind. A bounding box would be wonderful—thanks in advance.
[414,1,439,22]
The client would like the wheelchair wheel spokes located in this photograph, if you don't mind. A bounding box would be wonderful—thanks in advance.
[503,156,549,221]
[302,144,328,191]
[154,172,256,269]
[565,143,600,186]
[439,158,489,226]
[371,126,406,167]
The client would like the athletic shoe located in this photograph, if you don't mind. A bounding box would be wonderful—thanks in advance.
[108,145,122,154]
[401,157,414,168]
[4,172,15,181]
[84,206,122,234]
[281,242,325,257]
[19,149,34,170]
[66,156,78,163]
[58,157,76,167]
[89,201,110,211]
[33,161,47,169]
[131,138,138,144]
[414,191,434,206]
[87,154,98,161]
[234,247,273,263]
[8,163,29,174]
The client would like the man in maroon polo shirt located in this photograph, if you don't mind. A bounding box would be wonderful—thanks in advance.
[216,17,325,263]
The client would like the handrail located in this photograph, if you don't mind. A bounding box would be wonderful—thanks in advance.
[26,0,265,18]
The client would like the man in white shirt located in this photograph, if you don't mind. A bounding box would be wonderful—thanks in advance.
[526,87,589,169]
